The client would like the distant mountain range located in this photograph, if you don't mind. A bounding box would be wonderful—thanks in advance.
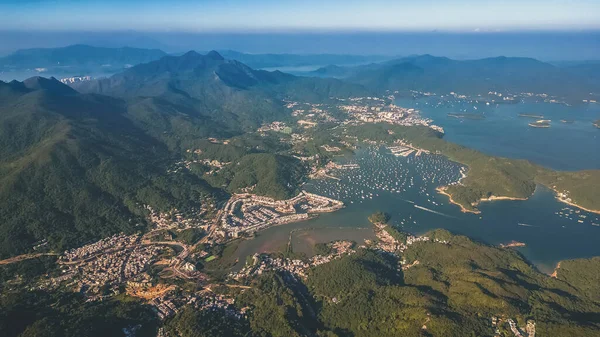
[215,50,389,69]
[0,44,387,71]
[0,44,388,81]
[4,45,600,101]
[312,54,600,100]
[0,44,167,70]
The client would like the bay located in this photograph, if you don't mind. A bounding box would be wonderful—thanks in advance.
[396,96,600,171]
[233,147,600,272]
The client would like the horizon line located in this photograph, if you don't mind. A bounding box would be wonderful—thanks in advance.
[2,28,600,34]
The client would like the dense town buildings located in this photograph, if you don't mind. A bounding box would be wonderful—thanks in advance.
[217,191,344,238]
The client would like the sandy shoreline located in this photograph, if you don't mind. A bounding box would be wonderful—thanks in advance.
[438,185,600,216]
[436,186,528,214]
[552,191,600,215]
[435,186,481,214]
[551,261,561,278]
[479,195,528,204]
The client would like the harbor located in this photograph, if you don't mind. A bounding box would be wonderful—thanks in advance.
[230,146,600,272]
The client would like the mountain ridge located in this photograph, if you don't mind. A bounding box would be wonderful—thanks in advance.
[311,54,600,99]
[72,50,370,131]
[0,78,220,257]
[0,49,367,257]
[0,44,167,68]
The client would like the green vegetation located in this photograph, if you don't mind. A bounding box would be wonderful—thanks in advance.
[342,123,600,213]
[164,308,249,337]
[4,229,600,336]
[174,228,206,245]
[0,86,208,258]
[237,272,316,337]
[553,257,600,302]
[368,211,390,224]
[536,170,600,212]
[401,229,600,336]
[2,50,600,337]
[74,51,367,133]
[0,256,58,291]
[0,51,331,258]
[203,240,244,279]
[0,290,158,337]
[204,153,305,200]
[383,225,408,244]
[314,243,333,256]
[307,250,444,337]
[230,230,600,337]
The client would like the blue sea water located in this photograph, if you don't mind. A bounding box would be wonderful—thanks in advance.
[231,95,600,272]
[234,146,600,272]
[396,97,600,171]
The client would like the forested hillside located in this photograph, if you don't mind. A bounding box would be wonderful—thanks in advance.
[73,51,370,132]
[0,78,222,257]
[159,230,600,337]
[0,51,369,258]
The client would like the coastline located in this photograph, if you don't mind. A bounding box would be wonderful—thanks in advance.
[553,194,600,215]
[436,186,528,214]
[435,186,480,214]
[551,261,561,278]
[438,183,600,217]
[499,241,526,248]
[479,195,528,203]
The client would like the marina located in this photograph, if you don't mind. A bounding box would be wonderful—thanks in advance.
[231,146,600,272]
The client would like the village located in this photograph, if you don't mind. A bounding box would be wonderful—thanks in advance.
[337,96,444,133]
[41,234,164,300]
[491,316,536,337]
[229,240,356,281]
[283,95,445,134]
[28,192,548,334]
[370,220,448,258]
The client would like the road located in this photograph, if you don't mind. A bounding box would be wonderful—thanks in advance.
[0,253,58,265]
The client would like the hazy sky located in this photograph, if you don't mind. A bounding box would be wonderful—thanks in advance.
[1,0,600,32]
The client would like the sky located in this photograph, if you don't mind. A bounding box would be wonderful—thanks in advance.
[0,0,599,60]
[1,0,600,32]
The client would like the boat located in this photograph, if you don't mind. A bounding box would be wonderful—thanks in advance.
[528,120,551,128]
[518,113,544,119]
